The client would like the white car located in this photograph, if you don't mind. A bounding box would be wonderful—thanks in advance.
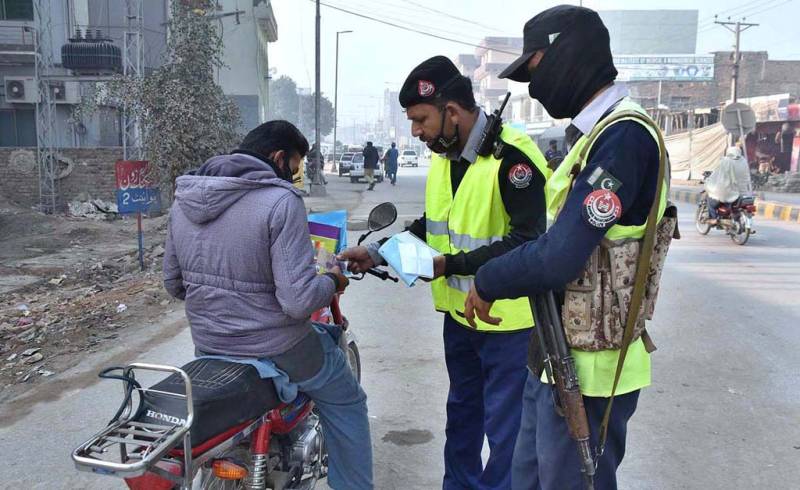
[348,154,384,183]
[338,152,355,176]
[398,149,419,167]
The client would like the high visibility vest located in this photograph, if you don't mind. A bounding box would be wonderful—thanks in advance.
[425,124,550,332]
[544,97,668,396]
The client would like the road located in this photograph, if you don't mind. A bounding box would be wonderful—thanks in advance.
[1,164,798,489]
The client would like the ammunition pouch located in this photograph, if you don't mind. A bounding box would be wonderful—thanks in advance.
[562,203,679,351]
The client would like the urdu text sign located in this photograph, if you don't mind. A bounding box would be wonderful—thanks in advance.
[115,160,161,214]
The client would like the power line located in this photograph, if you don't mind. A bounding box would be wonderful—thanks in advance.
[312,0,521,56]
[399,0,505,33]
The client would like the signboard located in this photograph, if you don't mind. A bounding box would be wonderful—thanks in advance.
[614,55,714,82]
[115,160,160,214]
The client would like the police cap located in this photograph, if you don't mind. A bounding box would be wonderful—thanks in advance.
[499,5,606,82]
[399,56,467,109]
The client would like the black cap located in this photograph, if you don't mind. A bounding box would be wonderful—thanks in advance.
[399,56,466,108]
[499,5,606,82]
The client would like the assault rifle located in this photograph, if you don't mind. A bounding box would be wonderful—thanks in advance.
[530,292,595,490]
[475,91,511,157]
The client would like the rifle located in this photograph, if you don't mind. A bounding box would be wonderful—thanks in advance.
[530,292,595,490]
[475,92,511,157]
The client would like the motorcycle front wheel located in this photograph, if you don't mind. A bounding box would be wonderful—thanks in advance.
[695,203,711,235]
[731,215,751,245]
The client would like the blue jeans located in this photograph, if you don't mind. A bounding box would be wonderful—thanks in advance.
[443,314,531,490]
[296,325,373,489]
[511,372,639,490]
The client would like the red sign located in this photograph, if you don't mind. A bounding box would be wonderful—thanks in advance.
[115,160,155,190]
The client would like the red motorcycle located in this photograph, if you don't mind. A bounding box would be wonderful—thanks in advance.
[71,203,397,490]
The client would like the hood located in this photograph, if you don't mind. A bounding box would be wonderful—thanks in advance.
[174,153,298,224]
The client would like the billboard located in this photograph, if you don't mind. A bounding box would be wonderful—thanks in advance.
[614,55,714,82]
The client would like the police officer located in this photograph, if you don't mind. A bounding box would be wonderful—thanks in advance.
[464,6,671,489]
[340,56,550,489]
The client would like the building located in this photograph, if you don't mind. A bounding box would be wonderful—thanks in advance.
[382,88,413,149]
[472,37,523,113]
[215,0,278,131]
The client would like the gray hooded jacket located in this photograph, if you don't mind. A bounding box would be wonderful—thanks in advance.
[163,152,336,357]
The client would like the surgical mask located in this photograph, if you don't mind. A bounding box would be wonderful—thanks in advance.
[426,108,459,155]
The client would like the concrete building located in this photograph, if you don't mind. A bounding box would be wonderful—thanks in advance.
[382,88,413,149]
[472,37,523,113]
[215,0,278,132]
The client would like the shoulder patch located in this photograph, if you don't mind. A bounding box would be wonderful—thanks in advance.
[508,163,533,189]
[582,189,622,229]
[586,166,623,192]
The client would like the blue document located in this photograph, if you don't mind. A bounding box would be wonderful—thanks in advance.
[379,231,438,287]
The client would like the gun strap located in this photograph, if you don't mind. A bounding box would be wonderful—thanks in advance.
[592,110,668,458]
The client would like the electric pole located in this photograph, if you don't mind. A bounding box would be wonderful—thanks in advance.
[311,0,326,196]
[715,16,758,103]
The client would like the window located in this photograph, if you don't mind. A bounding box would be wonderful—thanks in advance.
[403,150,416,156]
[0,109,36,147]
[1,0,34,20]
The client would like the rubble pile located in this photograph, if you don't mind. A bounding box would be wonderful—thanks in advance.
[0,244,172,389]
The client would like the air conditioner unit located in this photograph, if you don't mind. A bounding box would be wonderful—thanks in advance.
[4,77,38,104]
[50,81,80,104]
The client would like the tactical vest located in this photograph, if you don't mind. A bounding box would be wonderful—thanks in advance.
[426,124,551,332]
[546,98,678,351]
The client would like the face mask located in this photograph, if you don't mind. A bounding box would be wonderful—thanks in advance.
[426,108,459,154]
[527,25,618,120]
[268,156,295,183]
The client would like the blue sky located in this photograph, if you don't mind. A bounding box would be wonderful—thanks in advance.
[269,0,799,122]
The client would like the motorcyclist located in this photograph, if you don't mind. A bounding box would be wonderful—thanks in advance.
[705,146,753,224]
[163,120,373,489]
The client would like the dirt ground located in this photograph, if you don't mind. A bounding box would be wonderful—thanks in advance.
[0,195,176,403]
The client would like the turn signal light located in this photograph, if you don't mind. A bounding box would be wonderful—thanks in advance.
[212,459,248,480]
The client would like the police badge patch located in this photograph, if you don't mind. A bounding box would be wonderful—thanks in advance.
[582,189,622,229]
[508,163,533,189]
[418,80,435,97]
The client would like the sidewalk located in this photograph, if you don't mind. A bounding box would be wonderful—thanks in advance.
[670,181,800,223]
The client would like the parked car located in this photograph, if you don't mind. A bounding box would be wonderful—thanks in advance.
[349,154,384,183]
[338,152,355,176]
[399,149,419,167]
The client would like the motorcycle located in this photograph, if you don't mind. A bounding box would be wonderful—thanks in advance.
[695,172,756,245]
[71,203,399,490]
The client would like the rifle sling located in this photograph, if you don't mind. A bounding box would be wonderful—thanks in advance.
[587,111,668,458]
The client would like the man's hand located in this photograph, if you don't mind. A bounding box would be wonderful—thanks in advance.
[329,265,350,293]
[337,246,375,274]
[433,255,446,279]
[464,284,501,328]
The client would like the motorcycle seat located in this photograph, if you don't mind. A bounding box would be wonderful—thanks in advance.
[134,358,281,447]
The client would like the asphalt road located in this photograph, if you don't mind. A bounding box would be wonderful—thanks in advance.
[1,165,798,489]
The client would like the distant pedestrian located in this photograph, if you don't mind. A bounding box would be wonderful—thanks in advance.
[544,139,563,161]
[383,142,399,185]
[363,141,380,191]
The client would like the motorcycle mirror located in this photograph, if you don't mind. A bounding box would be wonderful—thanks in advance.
[367,202,397,232]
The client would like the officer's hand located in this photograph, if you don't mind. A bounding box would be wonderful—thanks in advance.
[464,284,501,328]
[329,265,350,293]
[432,255,446,279]
[337,246,375,274]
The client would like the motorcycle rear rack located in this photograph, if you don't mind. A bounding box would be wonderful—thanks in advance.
[72,363,195,485]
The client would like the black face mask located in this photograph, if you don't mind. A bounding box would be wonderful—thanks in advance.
[426,108,459,155]
[527,25,618,120]
[268,157,295,183]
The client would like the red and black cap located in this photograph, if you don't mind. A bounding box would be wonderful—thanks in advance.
[399,56,467,109]
[499,5,607,82]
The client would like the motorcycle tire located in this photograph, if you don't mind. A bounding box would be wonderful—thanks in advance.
[731,215,750,245]
[695,203,711,235]
[347,341,361,383]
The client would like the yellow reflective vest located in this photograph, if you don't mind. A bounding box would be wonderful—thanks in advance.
[425,124,550,332]
[545,97,668,396]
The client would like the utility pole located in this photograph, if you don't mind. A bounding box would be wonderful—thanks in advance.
[333,30,353,174]
[715,17,758,103]
[311,0,325,196]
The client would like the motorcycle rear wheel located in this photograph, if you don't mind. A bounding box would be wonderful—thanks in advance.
[731,215,751,245]
[695,203,711,235]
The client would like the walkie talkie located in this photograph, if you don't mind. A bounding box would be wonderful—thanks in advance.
[476,91,511,157]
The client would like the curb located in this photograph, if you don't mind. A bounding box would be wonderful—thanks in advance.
[669,189,800,224]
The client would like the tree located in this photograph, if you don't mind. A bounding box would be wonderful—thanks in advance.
[109,0,241,193]
[267,76,299,124]
[297,92,335,141]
